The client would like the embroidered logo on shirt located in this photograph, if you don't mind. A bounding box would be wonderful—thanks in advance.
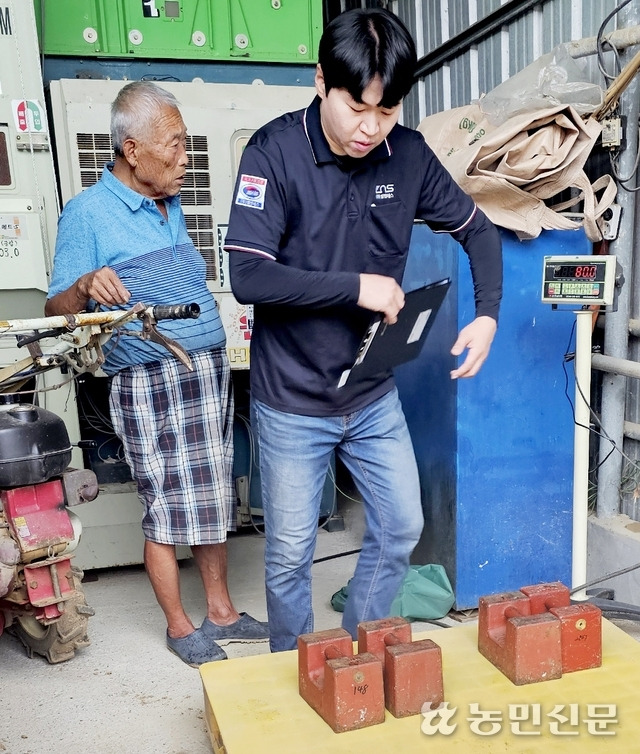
[235,174,267,210]
[375,183,395,200]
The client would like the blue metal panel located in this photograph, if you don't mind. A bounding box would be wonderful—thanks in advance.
[396,224,460,594]
[42,58,316,87]
[396,225,592,608]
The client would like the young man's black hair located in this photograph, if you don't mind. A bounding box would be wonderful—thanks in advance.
[318,8,417,108]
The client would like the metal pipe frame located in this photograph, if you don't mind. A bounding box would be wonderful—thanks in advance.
[597,0,640,520]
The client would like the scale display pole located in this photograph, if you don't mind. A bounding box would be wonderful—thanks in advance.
[572,309,593,601]
[541,255,617,600]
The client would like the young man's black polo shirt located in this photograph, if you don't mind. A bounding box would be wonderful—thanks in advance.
[224,96,502,417]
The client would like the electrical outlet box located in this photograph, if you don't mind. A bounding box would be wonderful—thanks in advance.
[601,204,622,240]
[601,117,623,149]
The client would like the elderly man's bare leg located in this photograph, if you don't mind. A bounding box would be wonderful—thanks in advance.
[144,540,227,666]
[193,543,270,645]
[191,543,239,625]
[144,540,193,637]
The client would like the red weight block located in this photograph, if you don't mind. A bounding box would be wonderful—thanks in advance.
[298,628,385,733]
[478,590,531,658]
[520,582,571,614]
[549,602,602,673]
[358,617,444,718]
[478,591,563,685]
[503,611,563,685]
[357,617,412,663]
[384,638,444,717]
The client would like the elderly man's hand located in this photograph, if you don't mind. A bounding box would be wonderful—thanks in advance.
[450,315,497,379]
[77,267,130,307]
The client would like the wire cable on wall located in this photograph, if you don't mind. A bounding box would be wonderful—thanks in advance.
[595,0,640,192]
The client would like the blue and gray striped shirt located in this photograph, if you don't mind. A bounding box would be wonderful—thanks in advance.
[48,163,225,375]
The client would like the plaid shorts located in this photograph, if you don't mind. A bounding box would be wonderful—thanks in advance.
[109,349,236,545]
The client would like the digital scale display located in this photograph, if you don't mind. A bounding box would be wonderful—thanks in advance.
[552,264,599,280]
[541,255,616,306]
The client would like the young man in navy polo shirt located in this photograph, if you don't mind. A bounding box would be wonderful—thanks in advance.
[225,8,502,652]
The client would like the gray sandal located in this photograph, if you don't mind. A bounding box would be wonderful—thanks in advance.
[166,628,227,667]
[200,613,269,644]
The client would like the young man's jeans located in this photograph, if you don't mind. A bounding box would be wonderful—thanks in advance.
[251,388,424,652]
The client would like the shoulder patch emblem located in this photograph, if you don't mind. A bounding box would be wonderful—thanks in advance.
[235,174,267,210]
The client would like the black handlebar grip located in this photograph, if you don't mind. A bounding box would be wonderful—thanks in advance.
[150,303,201,320]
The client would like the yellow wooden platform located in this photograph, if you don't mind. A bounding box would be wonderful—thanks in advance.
[200,619,640,752]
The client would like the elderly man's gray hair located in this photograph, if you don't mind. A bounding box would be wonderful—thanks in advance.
[111,81,181,156]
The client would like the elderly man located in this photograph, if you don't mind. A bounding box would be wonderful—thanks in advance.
[45,81,268,667]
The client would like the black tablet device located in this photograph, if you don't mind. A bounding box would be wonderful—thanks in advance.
[338,278,451,388]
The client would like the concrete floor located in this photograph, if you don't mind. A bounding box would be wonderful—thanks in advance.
[0,495,373,754]
[2,496,640,754]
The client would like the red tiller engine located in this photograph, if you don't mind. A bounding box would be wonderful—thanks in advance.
[0,399,98,662]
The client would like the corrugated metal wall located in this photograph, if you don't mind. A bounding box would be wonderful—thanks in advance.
[394,0,621,128]
[390,0,640,533]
